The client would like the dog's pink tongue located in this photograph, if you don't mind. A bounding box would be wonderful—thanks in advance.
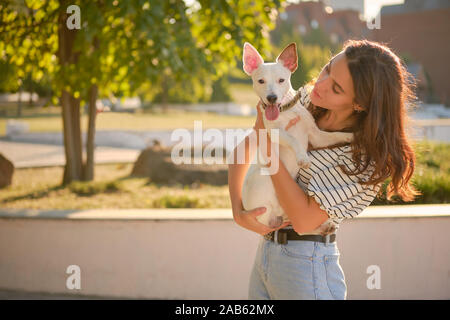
[265,105,279,121]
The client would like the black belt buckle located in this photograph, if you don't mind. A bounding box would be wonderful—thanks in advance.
[275,230,288,245]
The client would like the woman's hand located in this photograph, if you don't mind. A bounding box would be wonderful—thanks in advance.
[253,101,270,150]
[234,206,291,236]
[285,115,301,131]
[253,101,265,132]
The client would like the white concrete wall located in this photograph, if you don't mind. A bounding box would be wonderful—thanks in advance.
[0,205,449,299]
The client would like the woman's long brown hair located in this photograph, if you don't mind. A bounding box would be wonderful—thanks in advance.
[307,39,421,202]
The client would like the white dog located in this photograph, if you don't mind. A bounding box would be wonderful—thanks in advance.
[241,42,353,228]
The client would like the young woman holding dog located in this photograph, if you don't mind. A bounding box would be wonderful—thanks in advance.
[228,39,420,300]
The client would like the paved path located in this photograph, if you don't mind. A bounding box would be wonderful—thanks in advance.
[0,129,250,168]
[1,129,248,150]
[0,140,140,168]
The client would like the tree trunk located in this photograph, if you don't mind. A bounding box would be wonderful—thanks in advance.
[161,74,168,114]
[71,95,83,179]
[28,79,33,107]
[84,84,98,181]
[17,85,22,117]
[83,35,100,181]
[61,91,77,184]
[58,0,82,184]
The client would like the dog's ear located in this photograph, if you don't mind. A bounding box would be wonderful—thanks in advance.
[276,42,298,73]
[243,42,264,76]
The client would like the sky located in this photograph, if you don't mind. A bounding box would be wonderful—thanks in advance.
[184,0,406,21]
[364,0,405,19]
[285,0,405,19]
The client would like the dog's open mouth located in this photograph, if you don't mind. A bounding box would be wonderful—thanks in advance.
[264,103,281,121]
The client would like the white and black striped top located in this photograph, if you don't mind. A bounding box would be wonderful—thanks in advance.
[288,144,382,236]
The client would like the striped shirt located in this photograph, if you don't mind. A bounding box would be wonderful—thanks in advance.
[287,144,382,236]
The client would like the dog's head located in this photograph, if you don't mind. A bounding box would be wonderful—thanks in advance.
[243,42,298,121]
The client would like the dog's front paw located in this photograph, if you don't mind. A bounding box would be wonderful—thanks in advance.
[298,160,311,169]
[341,132,354,143]
[335,132,354,142]
[296,153,311,168]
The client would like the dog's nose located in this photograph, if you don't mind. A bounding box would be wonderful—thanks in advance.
[266,94,277,104]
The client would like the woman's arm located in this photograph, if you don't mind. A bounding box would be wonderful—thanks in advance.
[267,143,329,234]
[228,131,257,220]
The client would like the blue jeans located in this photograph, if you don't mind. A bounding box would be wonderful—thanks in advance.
[248,235,347,300]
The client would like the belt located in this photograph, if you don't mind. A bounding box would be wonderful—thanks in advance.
[264,228,336,245]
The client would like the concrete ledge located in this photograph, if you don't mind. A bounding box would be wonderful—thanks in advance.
[0,205,449,299]
[358,204,450,218]
[0,208,233,220]
[0,204,449,220]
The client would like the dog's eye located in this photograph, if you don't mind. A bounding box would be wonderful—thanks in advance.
[279,79,284,83]
[258,79,264,84]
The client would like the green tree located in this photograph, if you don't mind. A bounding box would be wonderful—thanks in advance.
[1,0,284,184]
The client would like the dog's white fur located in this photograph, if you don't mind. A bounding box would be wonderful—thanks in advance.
[241,42,353,228]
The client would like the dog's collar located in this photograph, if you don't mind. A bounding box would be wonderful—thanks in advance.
[260,88,305,113]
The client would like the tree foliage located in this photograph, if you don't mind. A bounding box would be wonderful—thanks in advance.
[1,0,284,104]
[0,0,285,183]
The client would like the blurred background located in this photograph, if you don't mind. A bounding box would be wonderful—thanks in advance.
[0,0,449,209]
[0,0,449,300]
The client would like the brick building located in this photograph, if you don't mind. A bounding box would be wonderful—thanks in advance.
[369,0,450,105]
[279,1,368,45]
[276,0,449,105]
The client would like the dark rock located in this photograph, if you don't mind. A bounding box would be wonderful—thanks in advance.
[0,153,14,188]
[130,144,229,186]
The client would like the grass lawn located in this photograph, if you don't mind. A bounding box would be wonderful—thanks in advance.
[0,83,258,135]
[0,163,231,210]
[0,108,256,135]
[372,140,450,205]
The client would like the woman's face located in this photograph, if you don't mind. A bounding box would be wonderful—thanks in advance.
[310,51,358,112]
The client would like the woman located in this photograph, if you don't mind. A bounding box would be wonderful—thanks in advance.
[227,39,420,300]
